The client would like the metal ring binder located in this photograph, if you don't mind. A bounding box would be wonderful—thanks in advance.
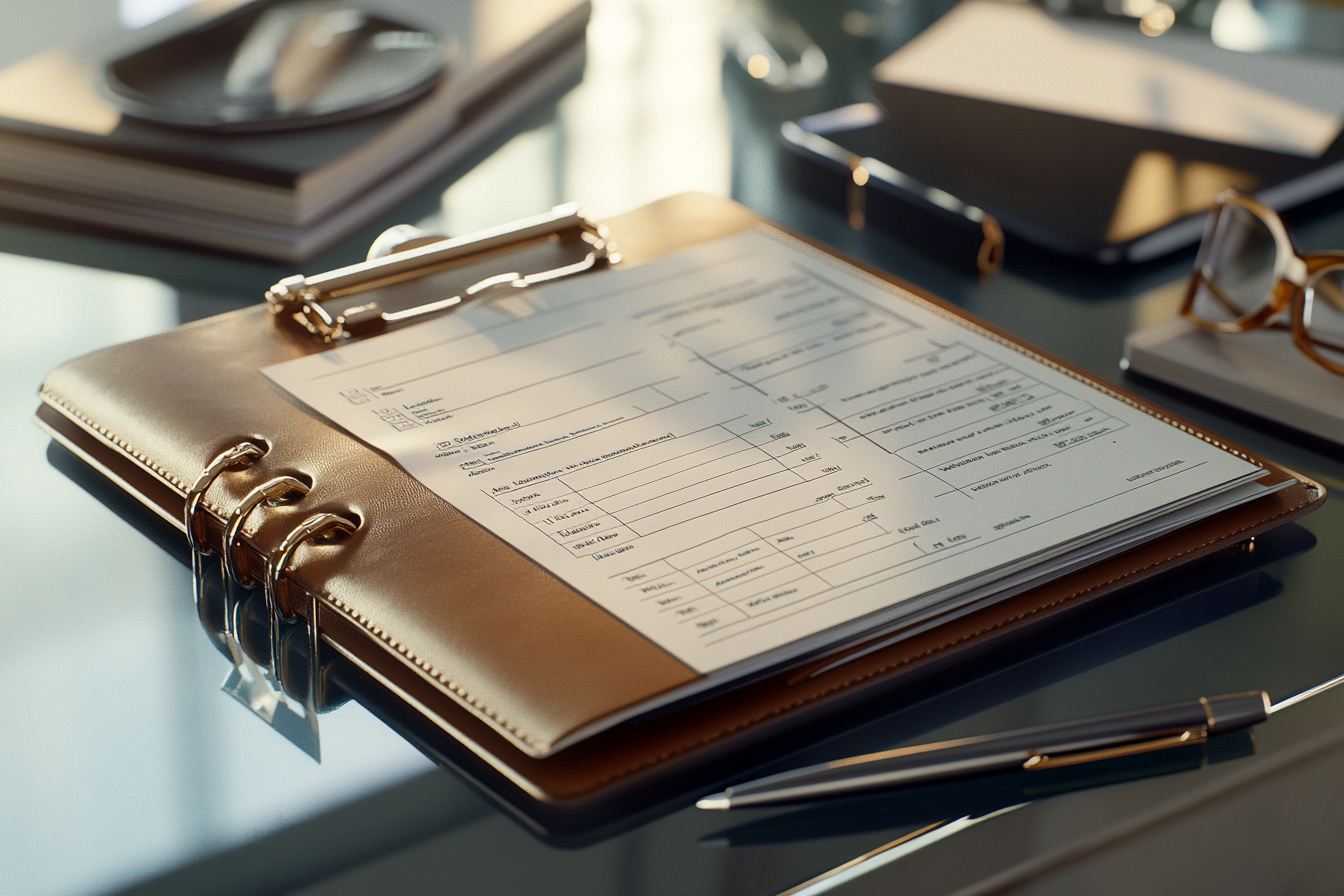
[181,448,356,762]
[265,203,620,343]
[184,441,268,638]
[221,476,312,680]
[184,440,267,553]
[264,512,359,673]
[258,512,359,755]
[205,477,344,763]
[222,476,311,589]
[266,512,360,617]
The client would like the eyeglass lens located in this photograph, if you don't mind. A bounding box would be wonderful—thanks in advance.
[1191,204,1279,324]
[1304,270,1344,367]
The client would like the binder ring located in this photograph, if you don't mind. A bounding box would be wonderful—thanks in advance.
[222,476,312,589]
[266,512,360,618]
[264,512,359,688]
[184,440,267,553]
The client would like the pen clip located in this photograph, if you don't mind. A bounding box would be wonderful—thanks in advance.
[1022,727,1208,770]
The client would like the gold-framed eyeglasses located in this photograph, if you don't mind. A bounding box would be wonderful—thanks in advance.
[1184,190,1344,376]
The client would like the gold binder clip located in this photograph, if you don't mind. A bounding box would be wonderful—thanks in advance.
[265,203,620,343]
[259,511,361,762]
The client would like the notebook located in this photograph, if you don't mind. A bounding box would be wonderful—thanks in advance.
[1123,317,1344,446]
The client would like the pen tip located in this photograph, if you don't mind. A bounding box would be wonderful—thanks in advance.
[696,793,731,810]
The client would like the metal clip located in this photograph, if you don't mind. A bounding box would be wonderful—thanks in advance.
[1022,728,1209,770]
[266,203,620,343]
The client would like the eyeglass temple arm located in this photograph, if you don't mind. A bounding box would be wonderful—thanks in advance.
[1301,251,1344,276]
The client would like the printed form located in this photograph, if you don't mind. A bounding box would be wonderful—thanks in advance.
[265,229,1266,674]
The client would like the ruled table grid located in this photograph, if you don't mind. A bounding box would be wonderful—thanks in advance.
[484,418,841,558]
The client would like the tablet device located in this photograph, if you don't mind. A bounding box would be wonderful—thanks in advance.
[828,1,1344,264]
[862,81,1344,263]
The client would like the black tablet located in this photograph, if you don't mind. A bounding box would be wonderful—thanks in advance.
[859,79,1344,263]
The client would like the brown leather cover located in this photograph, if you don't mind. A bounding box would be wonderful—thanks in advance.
[36,193,1324,802]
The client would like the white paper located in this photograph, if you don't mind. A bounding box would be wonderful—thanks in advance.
[265,229,1264,674]
[872,0,1344,158]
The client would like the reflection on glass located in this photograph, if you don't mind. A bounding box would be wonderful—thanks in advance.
[1106,150,1257,244]
[439,125,562,236]
[0,252,433,896]
[216,476,324,762]
[437,0,731,238]
[564,0,731,218]
[119,0,200,29]
[722,0,828,91]
[1210,0,1280,51]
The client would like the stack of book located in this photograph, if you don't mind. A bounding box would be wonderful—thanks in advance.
[0,0,589,261]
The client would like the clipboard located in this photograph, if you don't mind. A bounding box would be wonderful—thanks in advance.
[35,193,1325,824]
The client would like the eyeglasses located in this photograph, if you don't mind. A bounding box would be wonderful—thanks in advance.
[1183,190,1344,376]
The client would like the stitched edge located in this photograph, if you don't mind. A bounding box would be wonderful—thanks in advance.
[324,593,541,750]
[40,388,546,751]
[560,491,1313,796]
[42,389,191,494]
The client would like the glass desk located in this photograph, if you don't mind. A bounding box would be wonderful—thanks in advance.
[3,1,1343,894]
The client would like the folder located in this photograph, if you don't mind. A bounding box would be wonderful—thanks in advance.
[35,193,1324,818]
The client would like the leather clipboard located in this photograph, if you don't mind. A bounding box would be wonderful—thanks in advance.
[35,193,1325,821]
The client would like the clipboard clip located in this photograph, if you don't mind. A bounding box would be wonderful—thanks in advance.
[266,203,620,343]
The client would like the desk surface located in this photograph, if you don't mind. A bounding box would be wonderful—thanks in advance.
[4,2,1344,895]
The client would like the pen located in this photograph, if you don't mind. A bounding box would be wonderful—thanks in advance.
[697,671,1344,810]
[699,728,1257,846]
